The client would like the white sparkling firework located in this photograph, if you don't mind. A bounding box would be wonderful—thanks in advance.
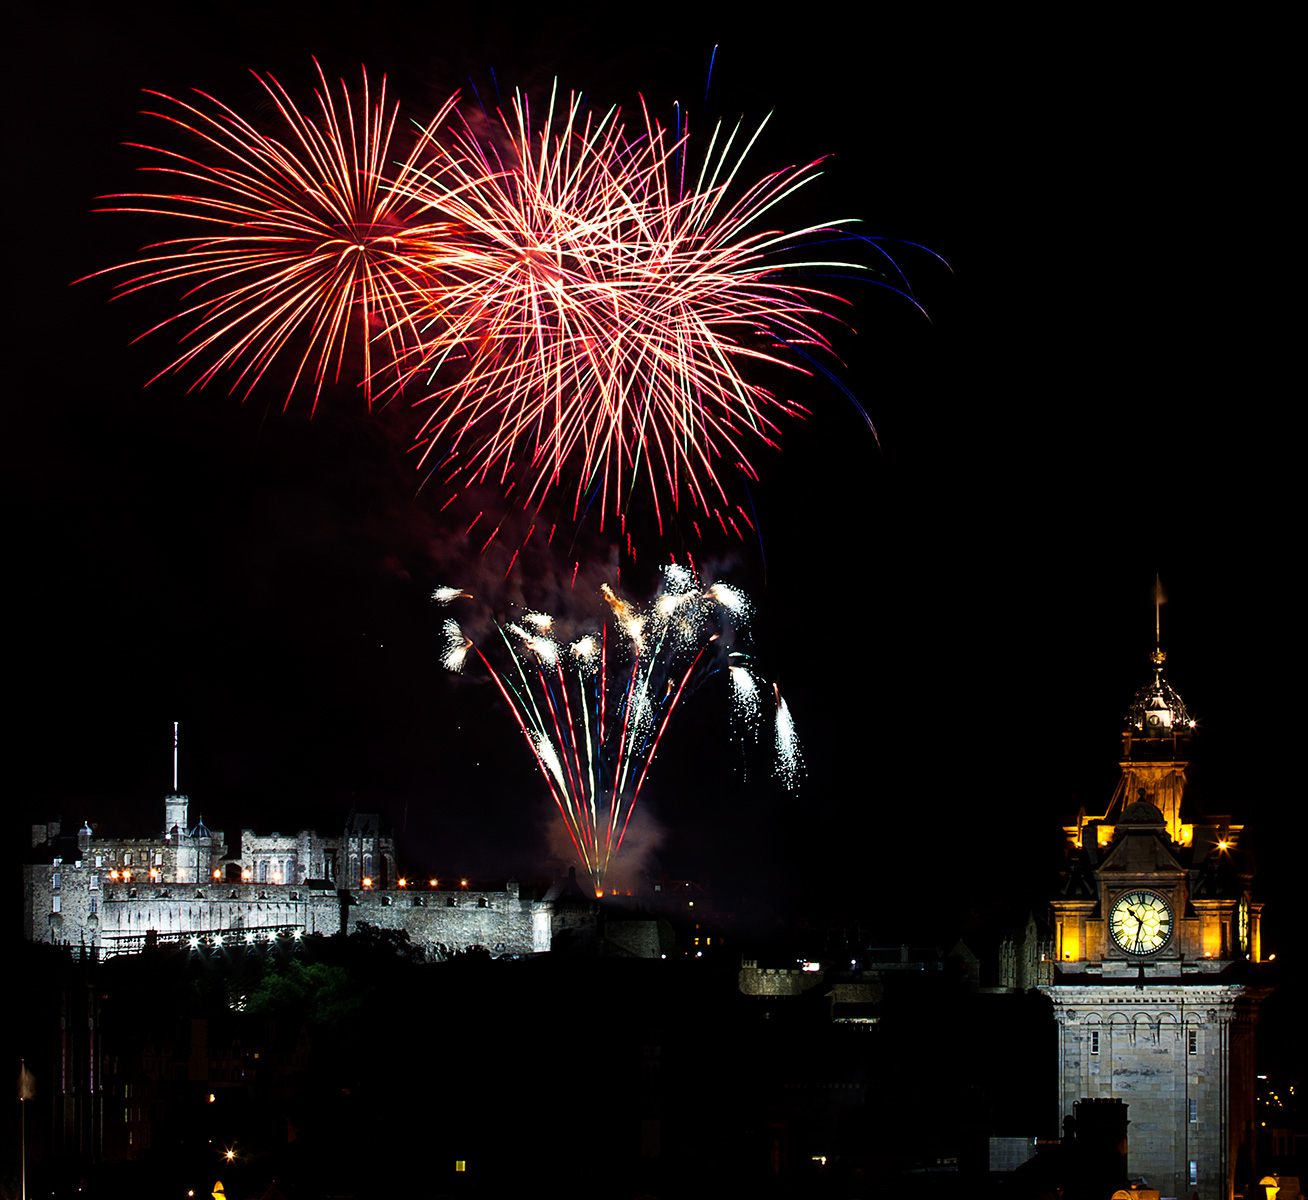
[441,619,471,672]
[432,586,469,604]
[729,661,762,732]
[507,622,558,666]
[773,688,804,790]
[570,635,600,674]
[534,733,567,790]
[705,582,750,616]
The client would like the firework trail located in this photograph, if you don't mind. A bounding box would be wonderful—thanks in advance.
[436,564,793,892]
[80,62,468,409]
[773,682,804,790]
[394,85,858,527]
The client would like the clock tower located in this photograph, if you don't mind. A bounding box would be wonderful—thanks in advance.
[1041,644,1270,1200]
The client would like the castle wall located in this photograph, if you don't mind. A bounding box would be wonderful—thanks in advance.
[343,883,549,956]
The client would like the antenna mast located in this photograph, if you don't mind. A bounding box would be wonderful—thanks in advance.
[173,721,179,792]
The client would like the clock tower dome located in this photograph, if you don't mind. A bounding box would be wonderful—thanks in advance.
[1041,641,1270,1200]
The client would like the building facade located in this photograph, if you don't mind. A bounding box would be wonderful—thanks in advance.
[25,793,551,958]
[1040,645,1270,1199]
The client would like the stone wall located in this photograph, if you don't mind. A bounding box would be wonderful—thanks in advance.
[343,882,549,957]
[1043,982,1253,1200]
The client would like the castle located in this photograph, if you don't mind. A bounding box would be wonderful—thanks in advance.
[24,791,552,958]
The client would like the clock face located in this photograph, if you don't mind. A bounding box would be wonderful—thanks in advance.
[1109,890,1173,955]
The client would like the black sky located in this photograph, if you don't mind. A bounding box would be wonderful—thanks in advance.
[9,3,1298,955]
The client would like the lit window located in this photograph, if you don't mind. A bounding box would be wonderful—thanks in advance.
[52,873,61,890]
[1189,1161,1198,1187]
[1189,1030,1198,1055]
[52,896,61,913]
[455,1161,466,1173]
[1090,1031,1100,1056]
[1189,1098,1198,1123]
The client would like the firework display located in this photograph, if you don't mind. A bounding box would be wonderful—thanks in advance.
[87,68,861,523]
[81,63,465,409]
[435,565,796,891]
[85,64,838,872]
[396,86,853,528]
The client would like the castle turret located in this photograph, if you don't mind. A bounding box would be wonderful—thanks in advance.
[164,791,189,841]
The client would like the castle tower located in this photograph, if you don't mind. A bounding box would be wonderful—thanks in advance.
[1042,639,1270,1200]
[164,791,188,840]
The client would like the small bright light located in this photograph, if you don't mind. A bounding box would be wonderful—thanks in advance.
[214,935,224,947]
[189,937,200,949]
[398,878,407,888]
[293,929,302,940]
[208,1093,215,1103]
[242,869,251,881]
[362,877,373,889]
[212,869,220,879]
[429,878,438,887]
[460,878,468,888]
[244,932,255,944]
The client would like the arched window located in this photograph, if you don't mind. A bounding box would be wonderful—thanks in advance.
[258,862,268,883]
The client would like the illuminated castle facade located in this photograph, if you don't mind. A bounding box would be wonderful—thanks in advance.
[24,793,551,958]
[1040,646,1270,1199]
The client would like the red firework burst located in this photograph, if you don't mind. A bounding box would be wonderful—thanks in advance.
[394,86,855,529]
[82,61,466,409]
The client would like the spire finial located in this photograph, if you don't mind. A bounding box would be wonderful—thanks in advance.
[1151,574,1167,664]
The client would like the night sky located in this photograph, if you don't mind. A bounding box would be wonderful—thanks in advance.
[10,3,1297,965]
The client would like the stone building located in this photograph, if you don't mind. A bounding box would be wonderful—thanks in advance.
[1039,643,1271,1199]
[24,792,551,958]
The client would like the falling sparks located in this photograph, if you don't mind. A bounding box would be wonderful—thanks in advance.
[440,619,471,673]
[773,683,804,790]
[729,657,762,732]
